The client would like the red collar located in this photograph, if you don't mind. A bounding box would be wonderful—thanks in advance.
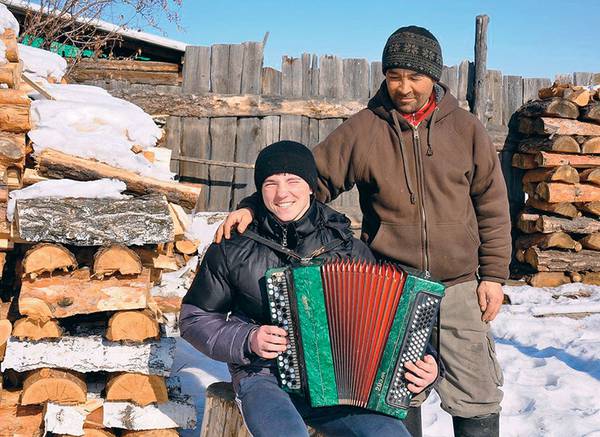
[400,92,436,127]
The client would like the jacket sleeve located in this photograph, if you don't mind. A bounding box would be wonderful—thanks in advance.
[470,120,512,283]
[350,238,376,263]
[180,243,258,365]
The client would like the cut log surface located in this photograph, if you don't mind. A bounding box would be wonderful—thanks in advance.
[577,201,600,216]
[106,309,160,342]
[525,247,600,271]
[580,102,600,124]
[536,182,600,203]
[512,153,538,169]
[526,198,580,218]
[535,151,600,168]
[520,98,579,119]
[0,389,44,437]
[174,239,199,255]
[518,136,580,154]
[19,268,150,319]
[16,194,174,246]
[582,136,600,154]
[23,243,78,278]
[106,373,168,406]
[521,117,600,136]
[1,335,176,375]
[93,245,143,277]
[528,272,571,288]
[523,165,579,184]
[12,317,62,340]
[564,87,592,106]
[580,168,600,186]
[21,368,87,405]
[36,149,202,209]
[579,233,600,250]
[515,232,582,251]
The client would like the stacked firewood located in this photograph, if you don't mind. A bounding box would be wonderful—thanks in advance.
[0,194,199,436]
[512,82,600,287]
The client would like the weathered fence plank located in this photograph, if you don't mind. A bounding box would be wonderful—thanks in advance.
[319,55,343,98]
[208,117,237,210]
[457,59,472,110]
[343,59,370,100]
[523,78,552,103]
[182,46,210,94]
[232,118,262,206]
[210,44,231,94]
[164,116,181,174]
[370,61,384,97]
[261,67,281,95]
[241,42,264,94]
[486,69,503,126]
[502,75,523,126]
[573,72,593,86]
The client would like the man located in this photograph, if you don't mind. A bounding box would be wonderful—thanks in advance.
[181,141,438,437]
[218,26,510,436]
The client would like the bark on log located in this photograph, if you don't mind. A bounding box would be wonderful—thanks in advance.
[538,82,569,99]
[580,102,600,124]
[0,103,30,133]
[520,117,600,136]
[0,132,25,169]
[36,149,202,209]
[12,317,62,340]
[0,61,22,88]
[581,137,600,154]
[527,272,571,288]
[108,90,366,119]
[0,29,19,62]
[517,211,600,234]
[22,243,78,278]
[105,310,160,342]
[580,168,600,186]
[527,198,581,219]
[93,245,143,278]
[515,232,582,251]
[105,373,168,406]
[512,153,538,169]
[523,165,579,184]
[19,268,150,319]
[21,368,87,405]
[1,335,176,375]
[69,69,180,86]
[0,389,44,437]
[0,89,30,105]
[534,151,600,168]
[44,399,107,437]
[520,98,579,119]
[525,247,600,271]
[579,233,600,250]
[536,182,600,203]
[518,136,580,154]
[16,194,174,246]
[73,59,179,72]
[576,201,600,216]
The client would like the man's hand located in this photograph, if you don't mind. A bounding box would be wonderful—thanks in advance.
[405,354,437,394]
[249,325,288,359]
[477,280,504,322]
[214,208,254,243]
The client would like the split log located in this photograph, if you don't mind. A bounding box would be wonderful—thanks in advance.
[12,317,62,340]
[515,232,582,252]
[526,198,580,218]
[536,182,600,203]
[36,149,202,209]
[580,102,600,124]
[44,400,107,437]
[105,309,160,342]
[0,389,44,437]
[106,373,168,406]
[512,153,537,169]
[520,117,600,136]
[522,165,579,184]
[0,103,30,133]
[0,29,19,62]
[2,335,176,375]
[538,82,569,99]
[0,132,25,169]
[580,168,600,186]
[518,136,580,154]
[0,318,10,360]
[22,243,78,278]
[22,168,48,186]
[576,201,600,216]
[524,247,600,271]
[568,271,582,282]
[0,89,29,105]
[563,87,592,106]
[0,61,22,88]
[19,268,150,319]
[534,151,600,168]
[579,233,600,250]
[15,194,174,246]
[121,430,179,436]
[517,211,541,234]
[21,368,87,405]
[582,271,600,285]
[520,98,579,119]
[527,272,571,288]
[93,245,143,278]
[582,136,600,154]
[174,239,199,255]
[517,211,600,234]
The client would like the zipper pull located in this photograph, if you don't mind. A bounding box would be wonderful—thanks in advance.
[410,193,416,204]
[282,228,288,247]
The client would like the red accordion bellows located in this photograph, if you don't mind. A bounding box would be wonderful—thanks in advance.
[321,260,407,407]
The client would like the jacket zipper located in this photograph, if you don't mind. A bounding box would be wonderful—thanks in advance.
[281,227,288,248]
[411,126,430,277]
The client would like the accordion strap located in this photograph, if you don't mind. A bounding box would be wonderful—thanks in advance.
[243,229,345,263]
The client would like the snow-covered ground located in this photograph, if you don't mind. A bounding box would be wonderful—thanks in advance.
[171,282,600,436]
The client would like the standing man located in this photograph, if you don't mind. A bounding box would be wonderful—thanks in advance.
[217,26,510,436]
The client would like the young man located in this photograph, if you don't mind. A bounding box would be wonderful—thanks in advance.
[181,141,438,437]
[217,27,510,437]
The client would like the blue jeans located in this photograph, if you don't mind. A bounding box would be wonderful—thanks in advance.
[236,374,411,437]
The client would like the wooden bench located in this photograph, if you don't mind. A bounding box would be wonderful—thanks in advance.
[201,382,322,437]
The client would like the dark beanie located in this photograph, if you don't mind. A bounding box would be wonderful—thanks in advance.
[381,26,443,81]
[254,141,318,192]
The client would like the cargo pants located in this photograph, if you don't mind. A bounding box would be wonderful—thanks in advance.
[412,280,504,417]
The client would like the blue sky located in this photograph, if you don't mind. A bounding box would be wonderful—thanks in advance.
[151,1,599,79]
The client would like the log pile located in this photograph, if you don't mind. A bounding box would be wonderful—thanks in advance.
[513,83,600,287]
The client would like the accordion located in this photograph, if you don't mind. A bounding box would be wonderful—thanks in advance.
[265,260,445,419]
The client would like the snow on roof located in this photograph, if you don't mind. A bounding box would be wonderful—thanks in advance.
[0,0,187,52]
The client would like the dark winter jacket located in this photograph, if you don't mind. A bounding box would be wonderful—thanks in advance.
[180,200,374,390]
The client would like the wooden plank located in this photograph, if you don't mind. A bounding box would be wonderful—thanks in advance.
[441,65,458,97]
[260,116,280,148]
[232,118,262,206]
[486,70,503,126]
[370,61,384,98]
[502,75,523,126]
[208,117,237,211]
[74,59,179,72]
[261,67,281,95]
[308,118,320,148]
[210,44,230,93]
[282,56,302,97]
[227,44,244,94]
[472,15,489,120]
[65,69,180,86]
[280,115,303,142]
[555,73,573,85]
[574,72,593,86]
[241,41,263,94]
[319,55,343,98]
[457,60,473,110]
[301,53,312,97]
[180,117,210,185]
[182,46,211,94]
[523,78,552,103]
[342,58,369,100]
[164,117,181,174]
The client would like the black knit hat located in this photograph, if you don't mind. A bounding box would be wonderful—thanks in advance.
[382,26,443,81]
[254,141,318,192]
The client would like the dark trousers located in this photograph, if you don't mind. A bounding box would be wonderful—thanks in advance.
[236,375,411,437]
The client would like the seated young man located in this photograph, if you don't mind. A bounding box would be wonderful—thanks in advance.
[180,141,437,437]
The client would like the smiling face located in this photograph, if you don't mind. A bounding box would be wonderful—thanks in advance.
[261,173,312,223]
[385,68,435,114]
